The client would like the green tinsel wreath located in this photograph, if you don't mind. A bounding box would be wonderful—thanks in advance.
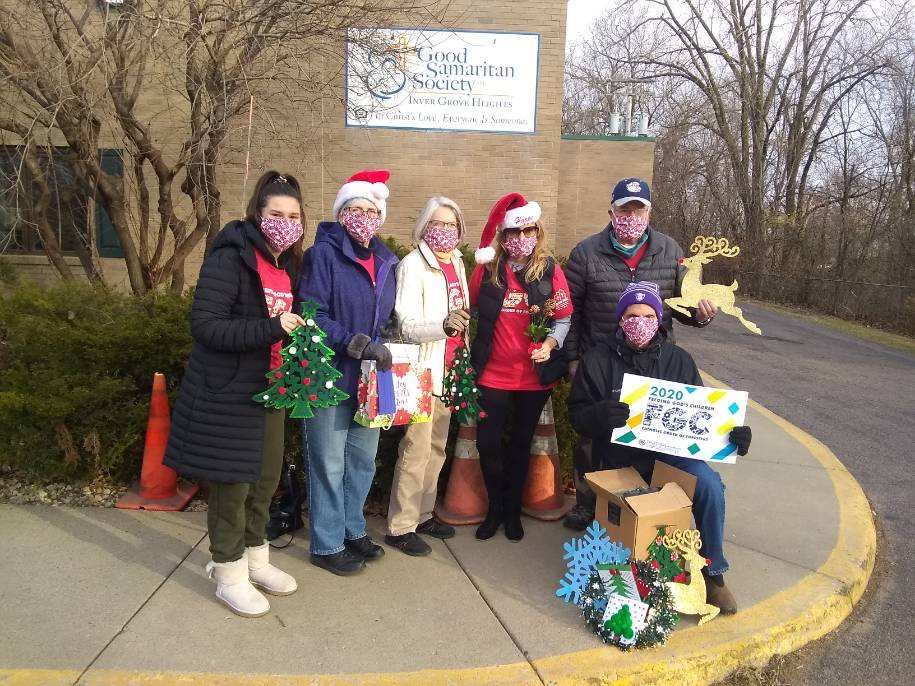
[579,559,679,649]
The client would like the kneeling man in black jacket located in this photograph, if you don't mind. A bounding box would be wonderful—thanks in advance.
[567,281,750,614]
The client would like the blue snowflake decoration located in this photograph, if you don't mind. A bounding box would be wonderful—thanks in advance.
[555,520,630,606]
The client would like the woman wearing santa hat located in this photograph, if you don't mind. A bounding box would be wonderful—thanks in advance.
[297,169,399,576]
[468,193,574,541]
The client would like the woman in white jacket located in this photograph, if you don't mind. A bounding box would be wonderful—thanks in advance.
[385,197,471,556]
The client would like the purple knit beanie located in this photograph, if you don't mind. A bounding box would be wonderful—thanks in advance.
[615,281,664,321]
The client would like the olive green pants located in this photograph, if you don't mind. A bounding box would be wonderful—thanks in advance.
[207,409,285,563]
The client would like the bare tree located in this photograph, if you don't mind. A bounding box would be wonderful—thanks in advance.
[0,0,446,294]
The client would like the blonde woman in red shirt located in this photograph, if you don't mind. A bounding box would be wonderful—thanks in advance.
[468,193,573,541]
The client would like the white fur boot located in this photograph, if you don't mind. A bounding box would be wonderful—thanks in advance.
[247,542,298,596]
[205,556,270,617]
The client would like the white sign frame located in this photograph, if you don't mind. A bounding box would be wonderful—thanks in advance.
[610,374,748,464]
[345,28,541,134]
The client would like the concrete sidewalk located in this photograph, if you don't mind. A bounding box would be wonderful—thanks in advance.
[0,378,875,686]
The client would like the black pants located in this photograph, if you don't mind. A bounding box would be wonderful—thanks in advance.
[476,386,551,516]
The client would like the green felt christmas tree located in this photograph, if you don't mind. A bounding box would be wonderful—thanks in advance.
[441,344,487,424]
[604,604,634,639]
[253,300,349,419]
[647,527,685,582]
[607,571,633,599]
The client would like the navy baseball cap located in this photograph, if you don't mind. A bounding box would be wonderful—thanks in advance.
[611,177,651,207]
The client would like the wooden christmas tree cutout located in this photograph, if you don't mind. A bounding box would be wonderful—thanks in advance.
[665,236,762,335]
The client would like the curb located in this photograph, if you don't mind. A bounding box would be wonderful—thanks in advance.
[530,371,876,684]
[0,375,875,686]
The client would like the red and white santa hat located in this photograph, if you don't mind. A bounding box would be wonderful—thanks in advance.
[475,192,542,264]
[333,169,391,223]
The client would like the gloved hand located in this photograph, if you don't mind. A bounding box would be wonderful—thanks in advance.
[346,333,393,371]
[603,400,630,429]
[443,308,470,336]
[362,342,393,371]
[729,426,752,455]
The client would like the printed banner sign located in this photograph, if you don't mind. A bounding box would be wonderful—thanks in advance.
[345,28,540,133]
[610,374,748,464]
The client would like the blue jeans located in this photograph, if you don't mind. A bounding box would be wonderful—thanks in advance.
[302,401,380,555]
[654,456,729,576]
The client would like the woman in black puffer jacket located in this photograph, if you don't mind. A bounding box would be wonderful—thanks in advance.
[165,171,305,618]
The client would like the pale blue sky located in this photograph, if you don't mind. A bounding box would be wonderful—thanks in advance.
[566,0,615,50]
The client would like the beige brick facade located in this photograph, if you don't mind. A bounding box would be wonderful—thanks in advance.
[5,1,655,288]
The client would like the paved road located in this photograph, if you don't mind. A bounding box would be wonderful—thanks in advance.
[677,302,915,685]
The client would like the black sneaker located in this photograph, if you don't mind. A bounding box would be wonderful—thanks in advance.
[310,549,365,576]
[345,535,385,561]
[384,532,432,557]
[416,518,455,539]
[563,504,594,531]
[504,513,524,541]
[475,510,503,540]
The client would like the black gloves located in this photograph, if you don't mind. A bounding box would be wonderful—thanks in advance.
[346,333,393,371]
[729,426,752,455]
[603,400,631,429]
[443,308,471,336]
[362,342,393,371]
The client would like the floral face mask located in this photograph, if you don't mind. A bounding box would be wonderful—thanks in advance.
[341,210,382,244]
[260,216,303,253]
[621,315,659,348]
[613,214,649,244]
[424,223,460,253]
[502,233,538,260]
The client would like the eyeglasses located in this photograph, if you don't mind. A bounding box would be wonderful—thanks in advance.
[427,220,458,231]
[345,207,380,218]
[504,226,538,237]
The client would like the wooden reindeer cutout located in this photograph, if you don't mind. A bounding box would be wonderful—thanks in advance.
[662,529,720,625]
[665,236,762,335]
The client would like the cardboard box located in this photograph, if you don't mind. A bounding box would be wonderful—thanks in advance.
[586,462,697,559]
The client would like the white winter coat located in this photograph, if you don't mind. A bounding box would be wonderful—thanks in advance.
[394,241,469,395]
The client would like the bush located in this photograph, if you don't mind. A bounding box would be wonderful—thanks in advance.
[0,281,193,482]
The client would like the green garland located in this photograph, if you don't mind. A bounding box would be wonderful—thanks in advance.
[579,560,679,649]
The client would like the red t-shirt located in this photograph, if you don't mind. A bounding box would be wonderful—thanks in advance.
[469,264,574,391]
[356,253,376,284]
[619,241,649,272]
[438,258,465,366]
[254,249,293,370]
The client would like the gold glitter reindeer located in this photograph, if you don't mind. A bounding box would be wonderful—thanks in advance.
[665,236,762,335]
[662,529,720,625]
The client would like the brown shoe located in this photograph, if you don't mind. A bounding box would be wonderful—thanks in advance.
[705,579,738,614]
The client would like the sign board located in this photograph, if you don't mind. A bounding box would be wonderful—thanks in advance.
[345,28,540,133]
[610,374,748,463]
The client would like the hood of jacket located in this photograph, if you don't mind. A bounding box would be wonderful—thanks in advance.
[211,219,296,274]
[313,220,398,268]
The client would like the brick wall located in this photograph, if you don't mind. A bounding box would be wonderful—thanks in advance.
[4,0,657,287]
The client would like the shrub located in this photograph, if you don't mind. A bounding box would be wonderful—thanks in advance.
[0,281,193,482]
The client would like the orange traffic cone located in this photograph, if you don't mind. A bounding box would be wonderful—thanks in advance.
[435,421,488,525]
[522,398,571,521]
[117,373,198,511]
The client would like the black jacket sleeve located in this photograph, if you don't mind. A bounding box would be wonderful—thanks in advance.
[567,350,625,438]
[564,243,587,361]
[190,248,285,352]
